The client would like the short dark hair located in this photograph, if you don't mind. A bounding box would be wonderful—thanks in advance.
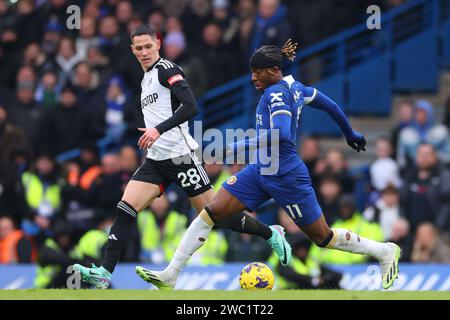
[130,25,157,42]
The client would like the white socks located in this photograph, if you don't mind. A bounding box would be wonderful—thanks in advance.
[328,228,390,261]
[162,213,213,280]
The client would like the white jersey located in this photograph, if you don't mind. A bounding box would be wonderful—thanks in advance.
[140,57,199,160]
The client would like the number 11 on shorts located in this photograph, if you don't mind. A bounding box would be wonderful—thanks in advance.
[286,204,303,220]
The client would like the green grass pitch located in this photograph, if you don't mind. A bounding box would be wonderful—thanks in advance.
[1,289,449,300]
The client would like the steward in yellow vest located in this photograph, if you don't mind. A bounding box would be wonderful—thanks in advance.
[21,154,63,241]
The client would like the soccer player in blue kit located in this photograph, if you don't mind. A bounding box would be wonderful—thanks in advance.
[137,40,401,290]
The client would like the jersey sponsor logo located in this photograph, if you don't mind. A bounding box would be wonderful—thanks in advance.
[270,101,286,108]
[270,92,283,103]
[226,176,237,185]
[141,93,159,108]
[168,74,184,86]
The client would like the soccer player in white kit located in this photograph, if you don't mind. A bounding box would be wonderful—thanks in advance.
[73,25,291,289]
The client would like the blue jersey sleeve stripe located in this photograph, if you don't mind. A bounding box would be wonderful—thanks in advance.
[272,110,292,117]
[304,88,317,104]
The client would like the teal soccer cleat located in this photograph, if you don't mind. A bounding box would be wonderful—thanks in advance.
[268,225,292,266]
[72,264,111,289]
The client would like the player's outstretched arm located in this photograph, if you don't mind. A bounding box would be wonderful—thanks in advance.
[306,88,366,152]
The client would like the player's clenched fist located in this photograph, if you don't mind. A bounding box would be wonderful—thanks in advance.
[138,127,161,149]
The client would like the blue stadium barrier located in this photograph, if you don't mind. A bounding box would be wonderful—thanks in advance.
[1,263,449,291]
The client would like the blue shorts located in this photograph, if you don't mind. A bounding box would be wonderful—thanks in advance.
[222,164,323,227]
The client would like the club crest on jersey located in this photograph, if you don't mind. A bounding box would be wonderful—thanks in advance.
[227,176,237,185]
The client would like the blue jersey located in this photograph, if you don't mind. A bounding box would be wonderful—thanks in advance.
[254,75,317,176]
[223,74,355,226]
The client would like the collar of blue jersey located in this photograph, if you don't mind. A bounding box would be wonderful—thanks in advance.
[145,57,162,72]
[263,74,293,93]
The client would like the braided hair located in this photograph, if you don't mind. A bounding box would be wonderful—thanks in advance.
[249,39,299,69]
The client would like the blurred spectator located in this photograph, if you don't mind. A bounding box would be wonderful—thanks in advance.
[309,194,384,265]
[119,145,139,184]
[211,0,240,52]
[390,100,414,160]
[115,1,134,34]
[72,62,102,109]
[86,45,113,83]
[55,36,81,85]
[317,175,342,225]
[369,137,402,201]
[0,215,37,264]
[148,10,166,41]
[75,17,99,60]
[163,30,208,97]
[83,0,102,21]
[40,20,63,58]
[0,138,32,222]
[61,143,102,236]
[98,16,127,62]
[299,136,321,187]
[411,223,450,263]
[0,103,30,170]
[13,0,43,48]
[153,0,189,18]
[92,75,143,145]
[400,144,450,234]
[22,42,52,77]
[324,148,354,193]
[199,22,239,90]
[9,66,44,150]
[269,232,342,289]
[37,0,71,30]
[247,0,293,61]
[34,69,60,108]
[181,0,212,46]
[166,16,184,34]
[397,100,450,169]
[363,184,400,241]
[38,83,97,156]
[225,211,272,262]
[390,217,413,262]
[91,153,123,220]
[237,0,257,67]
[20,154,63,244]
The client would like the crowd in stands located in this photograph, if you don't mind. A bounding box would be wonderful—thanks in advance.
[1,0,450,289]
